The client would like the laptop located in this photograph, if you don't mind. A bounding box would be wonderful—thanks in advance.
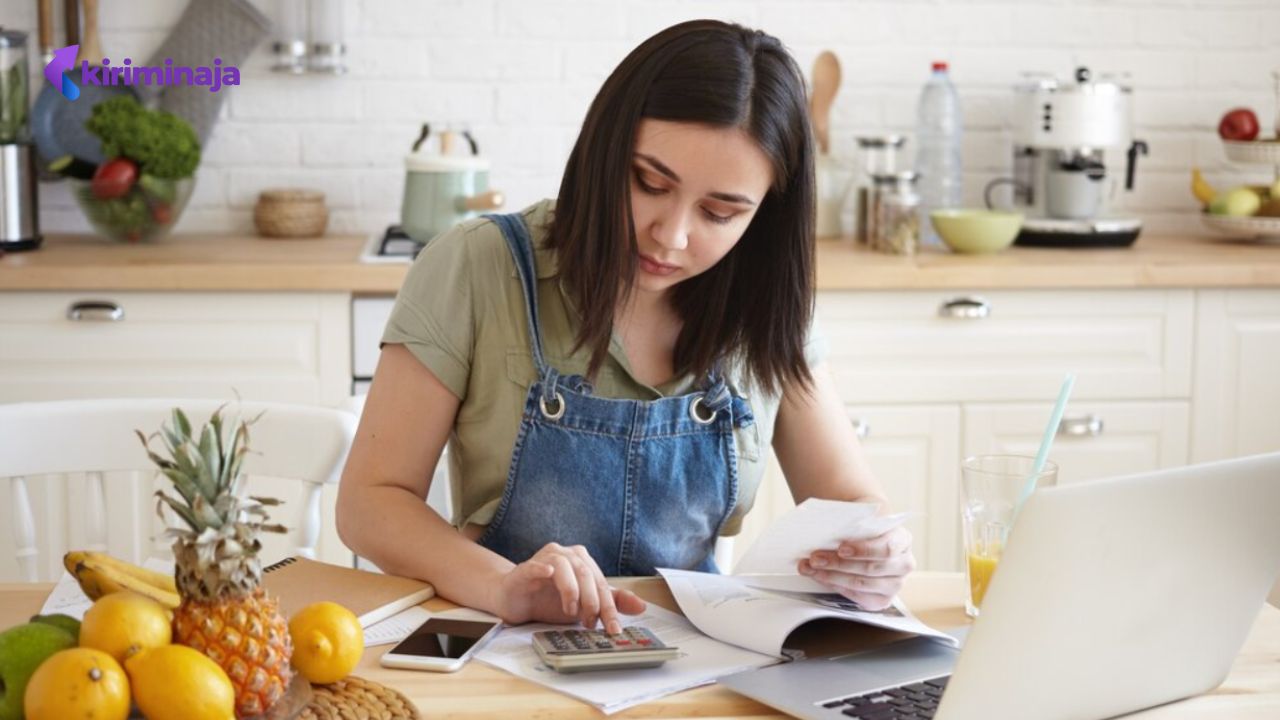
[720,451,1280,720]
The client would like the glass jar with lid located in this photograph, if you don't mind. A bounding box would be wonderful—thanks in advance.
[842,135,906,243]
[868,171,921,255]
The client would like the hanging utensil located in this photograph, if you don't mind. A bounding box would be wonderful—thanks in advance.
[31,0,135,169]
[810,51,841,155]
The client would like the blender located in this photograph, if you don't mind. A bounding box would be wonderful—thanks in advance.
[0,28,41,251]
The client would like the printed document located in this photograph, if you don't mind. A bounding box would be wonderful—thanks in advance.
[474,603,776,714]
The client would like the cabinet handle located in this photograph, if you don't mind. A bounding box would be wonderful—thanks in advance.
[938,296,990,319]
[1058,414,1104,437]
[850,418,871,439]
[66,300,124,322]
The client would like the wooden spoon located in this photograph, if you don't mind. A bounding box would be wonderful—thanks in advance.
[810,51,841,155]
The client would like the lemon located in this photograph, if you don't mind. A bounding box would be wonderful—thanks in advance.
[80,591,172,663]
[125,644,235,720]
[288,601,364,684]
[24,647,130,720]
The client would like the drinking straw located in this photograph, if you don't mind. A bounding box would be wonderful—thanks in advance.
[1015,373,1076,513]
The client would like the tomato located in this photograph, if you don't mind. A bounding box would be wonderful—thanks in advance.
[90,158,139,200]
[151,202,173,225]
[1218,108,1260,142]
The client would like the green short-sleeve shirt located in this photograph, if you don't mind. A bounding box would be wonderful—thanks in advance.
[381,199,826,536]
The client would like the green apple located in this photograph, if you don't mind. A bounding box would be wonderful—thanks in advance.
[28,615,80,643]
[1209,196,1229,215]
[0,622,76,720]
[1221,187,1262,217]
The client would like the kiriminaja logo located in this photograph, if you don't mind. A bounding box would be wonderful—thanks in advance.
[44,44,241,100]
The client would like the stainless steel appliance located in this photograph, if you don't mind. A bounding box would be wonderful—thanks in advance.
[0,29,41,251]
[986,67,1148,248]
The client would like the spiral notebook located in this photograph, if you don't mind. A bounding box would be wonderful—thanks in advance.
[262,557,436,628]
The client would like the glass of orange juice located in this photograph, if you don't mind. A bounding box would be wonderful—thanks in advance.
[960,454,1058,617]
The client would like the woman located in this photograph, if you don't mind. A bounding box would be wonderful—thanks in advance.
[337,20,913,637]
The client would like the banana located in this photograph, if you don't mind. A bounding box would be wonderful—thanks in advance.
[63,551,181,609]
[1192,168,1217,207]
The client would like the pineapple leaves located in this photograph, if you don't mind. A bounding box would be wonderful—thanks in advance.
[138,402,286,540]
[155,491,200,532]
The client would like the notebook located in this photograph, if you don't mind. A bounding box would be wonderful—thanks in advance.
[262,557,436,627]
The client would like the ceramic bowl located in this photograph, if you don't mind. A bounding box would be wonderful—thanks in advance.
[930,209,1023,254]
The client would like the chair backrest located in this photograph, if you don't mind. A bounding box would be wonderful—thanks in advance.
[0,398,356,582]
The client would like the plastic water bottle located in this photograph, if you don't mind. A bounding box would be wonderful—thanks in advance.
[914,62,963,248]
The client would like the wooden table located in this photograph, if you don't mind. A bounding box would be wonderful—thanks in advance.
[3,573,1278,718]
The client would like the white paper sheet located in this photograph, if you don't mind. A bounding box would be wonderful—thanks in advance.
[474,603,777,714]
[362,606,432,647]
[39,558,174,621]
[658,568,958,658]
[733,499,910,593]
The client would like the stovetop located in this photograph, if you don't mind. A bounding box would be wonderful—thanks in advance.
[359,225,425,263]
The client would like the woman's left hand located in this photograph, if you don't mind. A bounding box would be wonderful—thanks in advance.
[797,526,915,612]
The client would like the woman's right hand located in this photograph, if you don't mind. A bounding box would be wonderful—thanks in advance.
[491,543,647,635]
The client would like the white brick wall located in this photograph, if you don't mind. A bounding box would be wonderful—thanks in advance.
[12,0,1279,238]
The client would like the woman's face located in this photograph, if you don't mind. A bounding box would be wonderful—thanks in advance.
[629,119,774,295]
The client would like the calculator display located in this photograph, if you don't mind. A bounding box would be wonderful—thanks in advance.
[389,618,500,659]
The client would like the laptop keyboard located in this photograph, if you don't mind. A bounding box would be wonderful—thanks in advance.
[820,675,950,719]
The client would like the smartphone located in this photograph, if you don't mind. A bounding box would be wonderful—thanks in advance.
[379,617,503,673]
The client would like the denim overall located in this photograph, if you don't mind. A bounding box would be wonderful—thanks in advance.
[477,212,755,576]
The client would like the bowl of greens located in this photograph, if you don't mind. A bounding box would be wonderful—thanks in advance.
[64,96,200,243]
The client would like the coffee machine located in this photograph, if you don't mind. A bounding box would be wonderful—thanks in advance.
[0,28,41,251]
[987,67,1147,247]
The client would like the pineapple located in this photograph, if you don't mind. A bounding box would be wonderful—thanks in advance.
[138,405,294,718]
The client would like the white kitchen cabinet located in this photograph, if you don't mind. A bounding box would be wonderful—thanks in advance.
[0,292,351,406]
[1191,290,1280,463]
[963,401,1191,485]
[816,289,1194,403]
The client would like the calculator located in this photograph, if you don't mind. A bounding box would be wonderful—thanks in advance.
[531,626,679,673]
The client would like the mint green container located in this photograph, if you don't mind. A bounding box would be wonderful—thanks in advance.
[401,153,504,244]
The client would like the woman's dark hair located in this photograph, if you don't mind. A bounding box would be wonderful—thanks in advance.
[548,19,815,397]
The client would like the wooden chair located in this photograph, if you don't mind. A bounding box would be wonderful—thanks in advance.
[0,398,356,582]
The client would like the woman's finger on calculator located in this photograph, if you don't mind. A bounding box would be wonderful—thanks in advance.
[565,546,603,630]
[545,550,582,616]
[571,545,622,634]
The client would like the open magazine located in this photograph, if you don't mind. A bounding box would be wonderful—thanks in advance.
[657,498,959,658]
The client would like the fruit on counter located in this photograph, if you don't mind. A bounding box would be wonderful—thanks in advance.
[1218,108,1260,141]
[125,644,236,720]
[28,615,81,643]
[1191,168,1217,206]
[288,602,364,685]
[140,406,294,717]
[89,158,138,200]
[1272,178,1280,199]
[63,550,180,609]
[22,648,129,720]
[0,623,77,720]
[80,592,173,664]
[1211,186,1263,217]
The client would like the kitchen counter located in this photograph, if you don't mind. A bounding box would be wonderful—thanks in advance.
[1,233,1279,292]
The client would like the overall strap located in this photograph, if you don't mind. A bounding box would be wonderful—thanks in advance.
[485,212,549,375]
